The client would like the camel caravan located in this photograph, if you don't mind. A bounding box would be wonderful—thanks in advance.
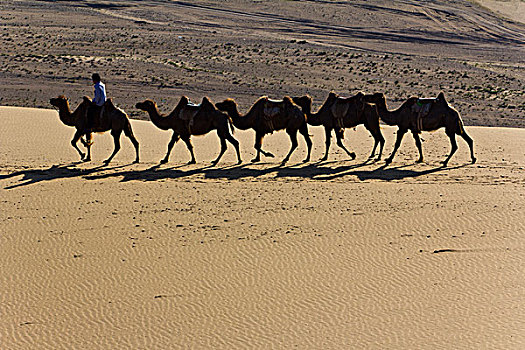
[50,89,476,167]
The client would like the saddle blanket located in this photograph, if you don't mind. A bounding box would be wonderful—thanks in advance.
[412,99,435,132]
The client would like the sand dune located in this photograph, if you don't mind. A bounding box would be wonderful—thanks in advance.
[1,106,524,348]
[474,0,525,25]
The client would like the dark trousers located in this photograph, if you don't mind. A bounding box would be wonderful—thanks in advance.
[87,105,102,130]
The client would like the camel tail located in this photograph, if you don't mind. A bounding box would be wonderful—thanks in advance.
[453,107,465,135]
[228,116,235,135]
[124,119,135,138]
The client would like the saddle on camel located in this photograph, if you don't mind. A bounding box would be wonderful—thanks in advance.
[411,97,437,133]
[178,99,201,134]
[261,97,295,131]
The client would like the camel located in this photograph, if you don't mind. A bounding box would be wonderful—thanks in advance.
[293,92,384,161]
[364,92,476,166]
[49,96,139,164]
[135,96,241,165]
[215,96,312,164]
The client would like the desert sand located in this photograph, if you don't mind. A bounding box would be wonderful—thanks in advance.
[1,106,524,349]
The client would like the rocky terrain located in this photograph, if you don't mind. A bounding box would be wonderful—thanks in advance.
[1,0,524,126]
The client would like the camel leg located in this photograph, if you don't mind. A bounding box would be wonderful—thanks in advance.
[335,129,356,160]
[385,128,407,164]
[442,132,458,167]
[365,124,384,161]
[71,130,86,161]
[182,136,196,164]
[252,132,274,163]
[226,133,242,165]
[80,132,93,147]
[321,127,332,161]
[104,130,122,165]
[370,135,385,162]
[212,137,227,166]
[252,134,262,163]
[282,129,299,165]
[460,131,476,164]
[162,131,180,164]
[299,123,312,163]
[83,132,93,162]
[411,131,424,163]
[124,123,140,164]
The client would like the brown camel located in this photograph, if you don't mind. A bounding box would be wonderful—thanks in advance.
[215,96,312,164]
[49,96,139,164]
[293,92,384,161]
[364,92,476,166]
[135,96,241,165]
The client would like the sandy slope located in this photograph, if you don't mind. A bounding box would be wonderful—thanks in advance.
[473,0,525,24]
[1,106,524,349]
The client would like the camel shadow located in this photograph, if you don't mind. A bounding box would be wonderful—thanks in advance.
[329,162,470,181]
[1,160,472,188]
[1,162,131,189]
[83,163,218,182]
[90,159,377,182]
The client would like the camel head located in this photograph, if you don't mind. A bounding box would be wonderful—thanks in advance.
[364,92,386,108]
[215,98,237,113]
[292,95,312,115]
[50,95,69,109]
[135,99,156,112]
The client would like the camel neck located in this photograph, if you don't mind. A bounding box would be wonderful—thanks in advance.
[376,102,400,126]
[147,105,172,130]
[227,105,252,130]
[58,104,80,127]
[307,98,333,126]
[306,108,323,126]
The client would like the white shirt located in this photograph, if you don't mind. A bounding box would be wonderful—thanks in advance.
[93,82,106,106]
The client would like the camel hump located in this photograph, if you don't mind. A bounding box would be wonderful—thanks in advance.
[354,92,365,105]
[437,92,447,103]
[282,96,293,105]
[82,96,92,103]
[201,96,214,108]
